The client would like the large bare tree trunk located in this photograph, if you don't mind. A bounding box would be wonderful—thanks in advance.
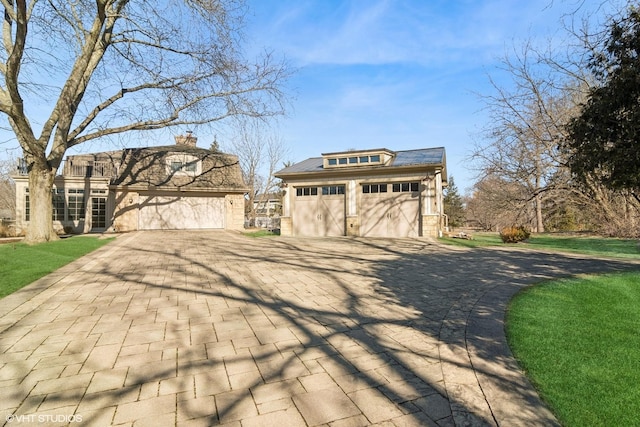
[535,192,545,233]
[0,2,288,243]
[24,163,58,243]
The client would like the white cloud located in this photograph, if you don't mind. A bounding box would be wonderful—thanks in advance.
[250,0,574,67]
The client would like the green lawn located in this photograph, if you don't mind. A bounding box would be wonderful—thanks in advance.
[0,236,114,298]
[439,232,503,248]
[507,272,640,426]
[440,232,640,258]
[242,229,280,237]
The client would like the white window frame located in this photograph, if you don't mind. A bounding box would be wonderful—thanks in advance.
[167,154,201,176]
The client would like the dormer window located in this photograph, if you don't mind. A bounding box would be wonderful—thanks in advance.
[322,149,395,169]
[167,154,200,175]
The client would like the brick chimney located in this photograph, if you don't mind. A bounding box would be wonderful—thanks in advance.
[174,131,197,147]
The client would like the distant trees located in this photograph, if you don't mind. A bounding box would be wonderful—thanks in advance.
[470,43,579,233]
[443,176,465,229]
[228,120,289,226]
[465,175,525,231]
[468,1,640,237]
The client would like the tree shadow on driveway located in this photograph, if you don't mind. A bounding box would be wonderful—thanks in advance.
[0,231,638,426]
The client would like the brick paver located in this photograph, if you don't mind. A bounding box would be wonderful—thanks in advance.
[1,230,639,426]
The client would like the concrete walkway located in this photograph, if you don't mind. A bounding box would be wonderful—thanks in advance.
[1,231,638,426]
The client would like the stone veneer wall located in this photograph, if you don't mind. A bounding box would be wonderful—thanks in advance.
[422,215,442,238]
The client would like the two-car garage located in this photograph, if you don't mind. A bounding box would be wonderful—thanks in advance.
[275,147,447,239]
[138,192,226,230]
[290,182,421,238]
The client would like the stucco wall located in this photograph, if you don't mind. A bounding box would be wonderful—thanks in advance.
[113,190,140,232]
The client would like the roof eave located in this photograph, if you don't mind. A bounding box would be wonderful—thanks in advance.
[275,163,445,181]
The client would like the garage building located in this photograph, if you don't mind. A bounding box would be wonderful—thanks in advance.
[12,133,248,234]
[275,147,447,238]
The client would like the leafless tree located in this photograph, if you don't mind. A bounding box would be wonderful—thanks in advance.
[0,1,289,242]
[470,4,640,237]
[465,175,526,231]
[227,119,288,226]
[471,41,582,233]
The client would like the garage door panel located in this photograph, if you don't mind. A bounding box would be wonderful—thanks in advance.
[293,189,345,237]
[393,196,420,237]
[320,197,345,237]
[360,192,419,237]
[293,198,317,236]
[360,194,391,237]
[139,195,225,230]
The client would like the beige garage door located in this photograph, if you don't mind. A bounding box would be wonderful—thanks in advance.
[139,194,225,230]
[293,185,345,237]
[360,183,420,238]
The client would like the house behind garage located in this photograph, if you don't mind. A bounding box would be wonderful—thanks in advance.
[12,133,248,234]
[274,147,447,238]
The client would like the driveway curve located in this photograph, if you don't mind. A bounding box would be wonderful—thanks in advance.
[1,231,638,427]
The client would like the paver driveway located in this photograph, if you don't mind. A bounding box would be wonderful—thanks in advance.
[1,231,638,427]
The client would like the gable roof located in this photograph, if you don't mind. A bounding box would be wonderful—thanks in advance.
[275,147,446,177]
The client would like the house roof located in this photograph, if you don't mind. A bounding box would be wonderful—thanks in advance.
[275,147,447,176]
[64,144,249,192]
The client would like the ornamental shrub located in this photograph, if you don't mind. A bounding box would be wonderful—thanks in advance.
[500,226,531,243]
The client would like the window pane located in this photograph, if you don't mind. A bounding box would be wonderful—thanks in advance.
[311,187,318,196]
[349,157,358,164]
[68,196,85,220]
[370,155,380,162]
[328,158,337,165]
[379,184,387,193]
[322,186,329,195]
[296,188,302,196]
[337,185,345,195]
[330,186,337,195]
[303,187,310,196]
[171,161,182,172]
[411,182,419,192]
[393,183,400,192]
[184,162,197,172]
[338,158,347,165]
[363,185,370,193]
[371,184,379,193]
[52,193,65,221]
[359,156,369,163]
[401,183,409,192]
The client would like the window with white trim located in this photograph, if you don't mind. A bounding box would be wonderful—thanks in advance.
[296,187,318,196]
[167,155,200,175]
[392,182,420,192]
[362,184,388,194]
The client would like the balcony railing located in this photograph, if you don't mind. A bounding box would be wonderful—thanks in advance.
[14,159,115,178]
[63,161,114,178]
[16,158,28,176]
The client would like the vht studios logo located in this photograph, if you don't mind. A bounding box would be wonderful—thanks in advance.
[6,414,83,423]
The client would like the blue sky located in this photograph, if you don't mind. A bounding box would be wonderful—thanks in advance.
[240,0,617,192]
[0,0,620,193]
